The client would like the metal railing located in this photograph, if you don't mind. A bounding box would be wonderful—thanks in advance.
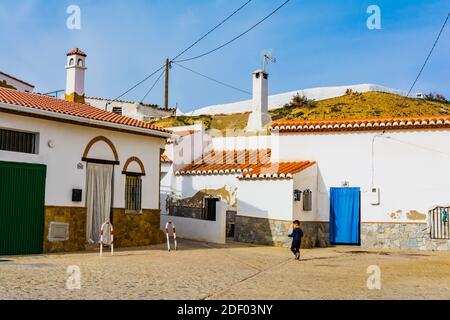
[429,206,450,239]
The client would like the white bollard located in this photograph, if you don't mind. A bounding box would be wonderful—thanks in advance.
[165,221,177,252]
[100,221,114,257]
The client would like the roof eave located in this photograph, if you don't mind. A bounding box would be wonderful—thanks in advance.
[0,102,172,139]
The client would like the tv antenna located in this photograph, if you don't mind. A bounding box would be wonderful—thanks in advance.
[261,50,276,72]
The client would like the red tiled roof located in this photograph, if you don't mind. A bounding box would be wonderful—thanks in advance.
[270,116,450,133]
[238,161,316,180]
[176,149,271,175]
[0,71,35,88]
[176,149,315,180]
[0,87,170,135]
[67,48,87,57]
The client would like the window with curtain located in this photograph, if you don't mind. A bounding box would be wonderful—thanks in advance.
[125,175,142,212]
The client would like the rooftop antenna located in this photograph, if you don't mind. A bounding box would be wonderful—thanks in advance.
[261,49,276,72]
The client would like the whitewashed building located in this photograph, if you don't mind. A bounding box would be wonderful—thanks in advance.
[0,49,171,256]
[0,71,34,93]
[161,67,450,250]
[85,97,175,122]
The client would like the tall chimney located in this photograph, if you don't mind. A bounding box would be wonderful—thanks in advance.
[65,48,87,104]
[246,69,272,131]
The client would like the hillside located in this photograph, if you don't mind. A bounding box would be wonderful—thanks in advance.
[150,92,450,133]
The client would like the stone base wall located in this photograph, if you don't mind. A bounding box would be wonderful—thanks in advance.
[361,222,450,251]
[44,206,87,253]
[235,215,330,248]
[44,207,164,253]
[113,209,165,247]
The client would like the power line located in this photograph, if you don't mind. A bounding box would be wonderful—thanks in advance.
[171,0,253,62]
[115,0,252,101]
[140,68,166,103]
[173,62,251,95]
[174,0,291,63]
[113,64,165,101]
[407,12,449,97]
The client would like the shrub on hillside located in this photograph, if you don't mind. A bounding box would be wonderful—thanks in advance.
[424,92,448,103]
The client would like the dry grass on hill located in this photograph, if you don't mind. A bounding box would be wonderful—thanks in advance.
[149,92,450,133]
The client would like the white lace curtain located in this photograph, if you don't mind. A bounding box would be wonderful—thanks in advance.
[86,163,113,244]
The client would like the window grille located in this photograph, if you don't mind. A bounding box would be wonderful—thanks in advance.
[0,128,37,154]
[429,206,450,239]
[112,107,122,115]
[125,175,142,212]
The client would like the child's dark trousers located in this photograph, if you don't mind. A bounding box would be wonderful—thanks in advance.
[291,240,301,255]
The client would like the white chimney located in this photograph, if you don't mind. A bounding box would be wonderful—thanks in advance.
[246,69,272,131]
[65,48,87,103]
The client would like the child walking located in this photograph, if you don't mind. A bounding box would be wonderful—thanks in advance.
[288,220,304,260]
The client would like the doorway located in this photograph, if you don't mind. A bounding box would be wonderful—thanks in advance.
[330,187,361,245]
[85,163,113,244]
[0,161,46,255]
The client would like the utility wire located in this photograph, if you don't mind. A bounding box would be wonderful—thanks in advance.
[140,68,166,102]
[407,12,449,97]
[114,0,253,101]
[174,0,291,63]
[173,62,251,95]
[171,0,253,62]
[113,64,165,101]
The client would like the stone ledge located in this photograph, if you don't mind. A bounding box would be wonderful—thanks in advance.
[361,222,449,251]
[235,215,330,248]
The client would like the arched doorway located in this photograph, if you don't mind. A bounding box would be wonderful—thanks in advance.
[82,136,120,244]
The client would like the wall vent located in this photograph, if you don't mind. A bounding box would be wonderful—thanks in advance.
[48,222,69,242]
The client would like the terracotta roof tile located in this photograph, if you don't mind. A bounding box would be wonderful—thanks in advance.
[176,149,315,180]
[238,161,316,180]
[0,87,170,135]
[67,48,87,57]
[176,149,271,175]
[270,116,450,133]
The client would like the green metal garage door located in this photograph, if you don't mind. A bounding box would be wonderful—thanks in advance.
[0,161,46,255]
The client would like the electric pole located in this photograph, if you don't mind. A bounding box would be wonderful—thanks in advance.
[164,58,170,111]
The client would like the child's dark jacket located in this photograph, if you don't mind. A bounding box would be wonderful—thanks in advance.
[289,228,304,241]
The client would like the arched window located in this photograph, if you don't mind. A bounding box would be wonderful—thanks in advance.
[69,58,75,66]
[77,59,84,67]
[122,157,146,213]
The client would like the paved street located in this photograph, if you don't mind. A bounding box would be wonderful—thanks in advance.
[1,240,449,300]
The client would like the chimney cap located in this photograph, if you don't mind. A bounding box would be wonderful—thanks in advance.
[67,48,87,57]
[253,69,268,75]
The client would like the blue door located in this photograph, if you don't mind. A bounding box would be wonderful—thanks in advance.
[330,187,360,245]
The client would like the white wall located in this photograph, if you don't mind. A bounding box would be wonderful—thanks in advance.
[0,113,165,209]
[176,174,239,199]
[160,201,227,244]
[237,179,293,221]
[212,135,271,151]
[0,73,34,92]
[293,164,323,221]
[273,130,450,223]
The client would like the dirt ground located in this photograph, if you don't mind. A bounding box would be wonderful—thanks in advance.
[0,240,449,300]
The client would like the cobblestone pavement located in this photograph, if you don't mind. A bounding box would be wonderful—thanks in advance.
[0,240,449,300]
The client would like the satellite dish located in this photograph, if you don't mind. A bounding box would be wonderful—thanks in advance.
[261,49,276,72]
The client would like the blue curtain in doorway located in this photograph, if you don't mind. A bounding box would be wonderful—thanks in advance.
[330,187,360,244]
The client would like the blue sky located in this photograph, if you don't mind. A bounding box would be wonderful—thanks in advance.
[0,0,448,112]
